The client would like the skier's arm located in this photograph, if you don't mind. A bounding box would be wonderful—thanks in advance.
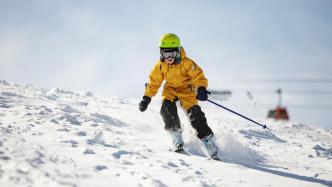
[186,59,208,88]
[144,62,164,97]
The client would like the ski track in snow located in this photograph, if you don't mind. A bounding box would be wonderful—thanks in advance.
[0,81,331,187]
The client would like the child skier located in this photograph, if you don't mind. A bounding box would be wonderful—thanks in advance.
[139,33,219,160]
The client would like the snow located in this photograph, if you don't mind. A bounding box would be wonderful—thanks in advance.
[0,81,331,187]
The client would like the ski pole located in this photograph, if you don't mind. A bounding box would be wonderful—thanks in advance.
[207,99,269,130]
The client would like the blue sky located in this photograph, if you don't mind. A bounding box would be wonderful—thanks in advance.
[1,0,331,128]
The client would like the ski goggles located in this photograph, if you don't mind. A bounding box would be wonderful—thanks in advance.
[160,48,179,59]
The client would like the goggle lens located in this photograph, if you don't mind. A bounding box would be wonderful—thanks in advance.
[161,49,179,59]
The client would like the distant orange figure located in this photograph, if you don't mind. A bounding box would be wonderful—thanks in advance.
[274,106,289,120]
[267,89,290,120]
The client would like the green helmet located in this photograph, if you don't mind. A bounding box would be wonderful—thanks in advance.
[159,33,180,48]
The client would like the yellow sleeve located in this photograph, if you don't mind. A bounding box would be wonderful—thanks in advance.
[186,58,208,88]
[144,62,164,97]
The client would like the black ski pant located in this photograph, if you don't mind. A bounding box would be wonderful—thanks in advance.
[160,99,213,139]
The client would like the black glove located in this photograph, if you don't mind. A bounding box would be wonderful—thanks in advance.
[196,87,210,101]
[139,96,151,112]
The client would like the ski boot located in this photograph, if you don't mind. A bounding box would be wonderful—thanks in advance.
[169,129,184,152]
[201,134,220,160]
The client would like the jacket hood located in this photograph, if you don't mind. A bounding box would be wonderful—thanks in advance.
[180,47,186,59]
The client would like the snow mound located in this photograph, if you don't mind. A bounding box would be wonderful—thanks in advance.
[0,80,10,86]
[313,145,332,159]
[0,81,331,187]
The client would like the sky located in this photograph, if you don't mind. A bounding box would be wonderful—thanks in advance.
[0,0,331,128]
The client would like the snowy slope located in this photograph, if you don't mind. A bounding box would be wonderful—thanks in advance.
[0,81,331,187]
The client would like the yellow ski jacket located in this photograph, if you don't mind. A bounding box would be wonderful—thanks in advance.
[144,47,208,101]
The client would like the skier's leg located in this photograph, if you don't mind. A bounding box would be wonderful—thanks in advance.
[187,105,219,159]
[177,87,212,139]
[160,99,184,149]
[187,105,213,139]
[177,87,218,157]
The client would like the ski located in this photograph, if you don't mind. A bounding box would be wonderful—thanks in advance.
[169,148,190,156]
[211,157,221,161]
[174,147,184,153]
